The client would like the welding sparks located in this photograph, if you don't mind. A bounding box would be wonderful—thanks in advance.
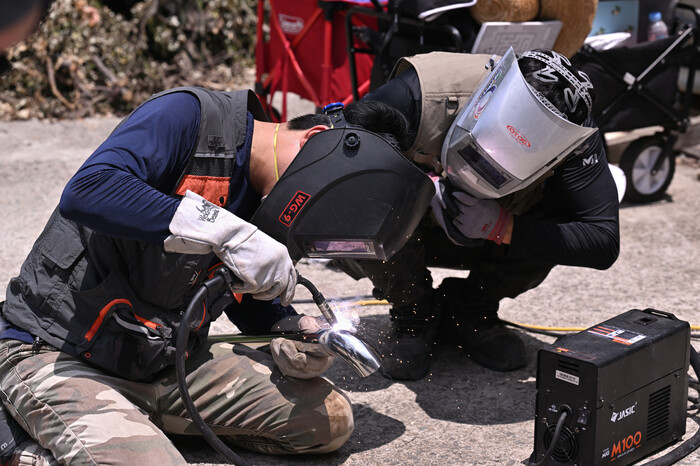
[326,298,360,333]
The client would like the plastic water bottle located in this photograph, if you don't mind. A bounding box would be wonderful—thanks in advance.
[647,11,669,41]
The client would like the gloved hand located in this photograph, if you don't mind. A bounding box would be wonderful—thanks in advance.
[429,175,485,247]
[451,191,513,245]
[270,314,331,334]
[164,191,296,305]
[270,338,335,379]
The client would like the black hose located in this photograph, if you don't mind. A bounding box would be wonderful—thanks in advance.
[175,270,250,466]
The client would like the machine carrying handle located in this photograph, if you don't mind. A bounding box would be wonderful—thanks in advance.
[641,308,679,320]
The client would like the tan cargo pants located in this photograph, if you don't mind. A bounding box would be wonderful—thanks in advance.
[0,338,353,465]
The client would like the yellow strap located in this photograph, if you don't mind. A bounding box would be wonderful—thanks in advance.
[273,123,280,181]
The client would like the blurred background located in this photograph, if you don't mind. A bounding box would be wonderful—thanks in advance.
[1,0,699,122]
[4,0,700,205]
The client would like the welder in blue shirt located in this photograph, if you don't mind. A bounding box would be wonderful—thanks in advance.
[0,87,378,465]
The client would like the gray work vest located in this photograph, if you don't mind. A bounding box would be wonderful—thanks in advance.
[2,88,266,381]
[393,52,555,214]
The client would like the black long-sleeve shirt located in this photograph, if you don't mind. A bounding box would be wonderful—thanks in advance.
[365,68,620,270]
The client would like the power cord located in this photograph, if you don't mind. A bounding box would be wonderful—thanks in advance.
[528,406,571,466]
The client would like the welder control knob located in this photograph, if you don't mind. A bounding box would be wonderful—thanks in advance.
[344,132,360,149]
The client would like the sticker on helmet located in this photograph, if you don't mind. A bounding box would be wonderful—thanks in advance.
[279,190,311,227]
[507,125,530,147]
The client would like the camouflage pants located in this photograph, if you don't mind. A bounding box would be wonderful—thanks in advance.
[0,338,353,465]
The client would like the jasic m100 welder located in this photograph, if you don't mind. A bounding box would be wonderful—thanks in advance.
[532,308,691,465]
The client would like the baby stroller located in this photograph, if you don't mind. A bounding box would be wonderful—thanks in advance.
[254,0,386,121]
[344,0,479,98]
[573,2,700,203]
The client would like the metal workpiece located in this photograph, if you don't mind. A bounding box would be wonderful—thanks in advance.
[296,272,381,377]
[319,328,382,377]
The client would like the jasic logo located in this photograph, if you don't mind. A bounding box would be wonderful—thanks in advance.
[279,190,310,226]
[507,125,530,147]
[611,402,637,423]
[611,431,642,460]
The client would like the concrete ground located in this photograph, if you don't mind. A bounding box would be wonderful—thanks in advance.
[2,115,700,465]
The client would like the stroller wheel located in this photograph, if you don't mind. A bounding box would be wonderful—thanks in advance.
[619,135,675,203]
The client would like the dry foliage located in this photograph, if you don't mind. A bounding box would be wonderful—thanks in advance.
[0,0,258,120]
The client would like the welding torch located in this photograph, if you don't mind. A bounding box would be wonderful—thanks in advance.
[209,270,381,378]
[295,273,338,326]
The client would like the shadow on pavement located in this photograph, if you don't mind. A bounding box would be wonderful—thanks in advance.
[174,314,554,464]
[327,314,553,426]
[174,402,407,466]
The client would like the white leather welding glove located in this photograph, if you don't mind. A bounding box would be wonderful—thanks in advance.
[451,191,513,245]
[429,175,484,247]
[271,314,331,334]
[270,338,335,379]
[164,190,296,305]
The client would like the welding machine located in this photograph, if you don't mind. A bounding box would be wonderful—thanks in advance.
[533,308,690,465]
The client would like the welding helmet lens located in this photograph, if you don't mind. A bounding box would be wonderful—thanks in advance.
[441,47,595,199]
[250,126,434,262]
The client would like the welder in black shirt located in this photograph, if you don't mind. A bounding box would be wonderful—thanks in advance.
[337,48,620,380]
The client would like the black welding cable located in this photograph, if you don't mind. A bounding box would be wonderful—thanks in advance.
[528,407,570,466]
[643,346,700,466]
[175,271,251,466]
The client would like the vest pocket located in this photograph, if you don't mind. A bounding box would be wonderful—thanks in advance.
[130,243,212,310]
[29,210,88,319]
[72,271,185,381]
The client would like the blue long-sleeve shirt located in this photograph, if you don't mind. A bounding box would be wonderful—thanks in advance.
[3,92,294,343]
[59,92,198,243]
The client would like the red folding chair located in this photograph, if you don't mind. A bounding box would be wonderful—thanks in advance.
[254,0,384,121]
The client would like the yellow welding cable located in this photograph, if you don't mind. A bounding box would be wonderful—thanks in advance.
[350,299,700,332]
[273,123,280,181]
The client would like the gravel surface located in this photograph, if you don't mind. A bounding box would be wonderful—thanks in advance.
[2,116,700,465]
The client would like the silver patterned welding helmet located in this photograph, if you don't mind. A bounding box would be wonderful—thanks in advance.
[441,47,596,199]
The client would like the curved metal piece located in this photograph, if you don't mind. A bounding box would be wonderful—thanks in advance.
[320,329,382,377]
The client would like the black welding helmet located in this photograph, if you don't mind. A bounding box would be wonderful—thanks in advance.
[250,105,434,262]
